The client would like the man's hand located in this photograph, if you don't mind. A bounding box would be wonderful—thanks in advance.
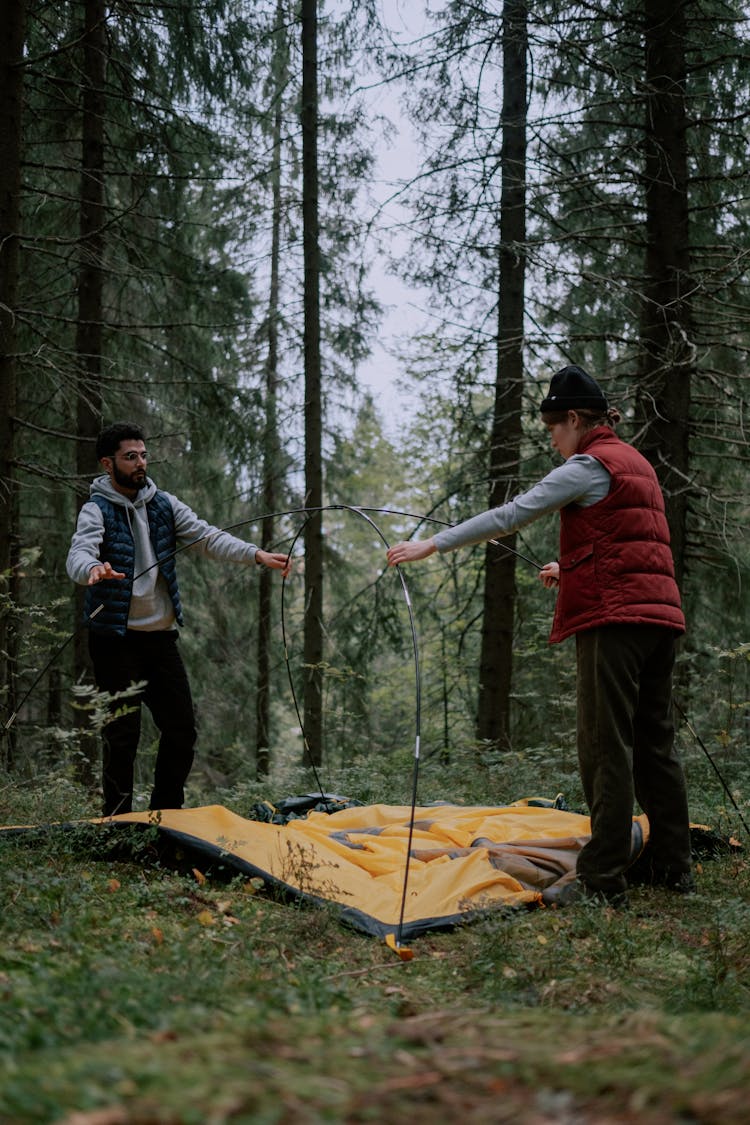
[386,539,437,566]
[256,550,292,578]
[88,561,126,585]
[539,561,560,588]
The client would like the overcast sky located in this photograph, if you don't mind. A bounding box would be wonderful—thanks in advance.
[354,0,431,425]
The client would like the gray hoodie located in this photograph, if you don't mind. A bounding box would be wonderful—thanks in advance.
[66,475,259,631]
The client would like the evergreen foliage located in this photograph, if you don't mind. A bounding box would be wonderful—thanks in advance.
[0,0,746,814]
[3,0,381,785]
[379,0,750,753]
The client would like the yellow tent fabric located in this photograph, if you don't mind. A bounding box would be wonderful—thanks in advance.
[92,801,648,940]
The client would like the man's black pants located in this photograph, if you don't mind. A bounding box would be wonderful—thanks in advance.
[89,629,197,816]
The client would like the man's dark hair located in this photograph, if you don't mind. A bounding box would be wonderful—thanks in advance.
[96,422,146,461]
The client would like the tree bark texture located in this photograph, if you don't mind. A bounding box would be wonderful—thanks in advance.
[476,0,527,750]
[75,0,106,447]
[73,0,107,784]
[637,0,691,589]
[0,0,27,763]
[255,2,287,778]
[301,0,324,768]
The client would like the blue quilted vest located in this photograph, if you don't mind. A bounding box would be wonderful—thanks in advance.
[84,491,184,635]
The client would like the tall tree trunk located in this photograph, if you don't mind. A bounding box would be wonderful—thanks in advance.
[300,0,324,768]
[73,0,107,783]
[255,0,287,779]
[476,0,527,750]
[636,0,691,588]
[0,0,27,765]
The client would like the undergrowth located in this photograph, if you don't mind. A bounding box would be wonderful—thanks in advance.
[0,734,749,1124]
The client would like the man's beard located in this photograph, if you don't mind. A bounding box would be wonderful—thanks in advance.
[113,465,146,492]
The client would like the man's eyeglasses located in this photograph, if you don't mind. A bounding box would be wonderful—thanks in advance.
[117,451,148,464]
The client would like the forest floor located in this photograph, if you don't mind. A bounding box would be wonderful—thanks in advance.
[1,753,749,1124]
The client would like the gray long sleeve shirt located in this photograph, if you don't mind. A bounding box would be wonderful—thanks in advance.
[66,475,259,631]
[432,455,611,554]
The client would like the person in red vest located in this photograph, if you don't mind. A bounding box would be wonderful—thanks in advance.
[386,364,694,906]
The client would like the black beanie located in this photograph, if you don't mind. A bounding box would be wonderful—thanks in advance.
[540,365,608,414]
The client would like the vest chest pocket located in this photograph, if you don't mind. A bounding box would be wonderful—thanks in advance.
[560,541,595,572]
[559,541,601,621]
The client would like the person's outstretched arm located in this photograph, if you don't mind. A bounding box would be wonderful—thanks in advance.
[386,538,437,566]
[255,549,292,578]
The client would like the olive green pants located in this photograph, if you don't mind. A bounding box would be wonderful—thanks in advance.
[575,624,692,894]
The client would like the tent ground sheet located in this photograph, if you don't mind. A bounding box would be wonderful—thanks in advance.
[11,801,645,941]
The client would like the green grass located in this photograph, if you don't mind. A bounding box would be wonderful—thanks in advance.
[1,741,749,1124]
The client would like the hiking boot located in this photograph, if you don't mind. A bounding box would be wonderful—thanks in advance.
[544,878,629,910]
[628,863,696,895]
[652,869,696,895]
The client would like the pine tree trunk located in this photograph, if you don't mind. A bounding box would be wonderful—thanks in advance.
[637,0,691,588]
[73,0,107,784]
[300,0,324,768]
[255,3,287,779]
[0,0,27,765]
[476,0,527,750]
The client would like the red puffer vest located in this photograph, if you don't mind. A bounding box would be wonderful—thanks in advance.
[549,427,685,644]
